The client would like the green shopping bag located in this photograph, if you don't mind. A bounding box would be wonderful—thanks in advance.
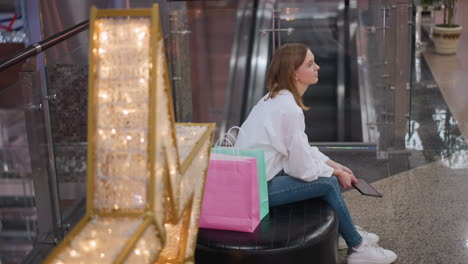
[211,147,269,220]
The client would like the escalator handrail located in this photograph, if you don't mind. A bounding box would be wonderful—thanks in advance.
[0,20,89,72]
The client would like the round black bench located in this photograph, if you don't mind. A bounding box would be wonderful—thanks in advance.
[195,199,338,264]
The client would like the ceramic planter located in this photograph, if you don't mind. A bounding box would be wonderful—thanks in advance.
[432,24,463,54]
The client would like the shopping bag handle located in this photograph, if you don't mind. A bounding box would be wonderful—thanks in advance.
[214,133,237,147]
[215,126,247,148]
[226,126,246,139]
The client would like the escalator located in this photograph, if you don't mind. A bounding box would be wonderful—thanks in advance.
[280,3,363,143]
[285,14,342,142]
[228,0,364,144]
[223,0,384,184]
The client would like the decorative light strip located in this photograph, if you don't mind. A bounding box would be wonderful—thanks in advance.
[44,5,215,264]
[53,217,143,263]
[93,18,151,212]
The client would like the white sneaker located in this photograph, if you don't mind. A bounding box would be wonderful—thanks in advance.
[338,226,380,249]
[347,241,397,264]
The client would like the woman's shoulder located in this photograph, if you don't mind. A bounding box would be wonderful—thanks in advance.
[247,90,303,123]
[272,91,303,114]
[263,90,298,106]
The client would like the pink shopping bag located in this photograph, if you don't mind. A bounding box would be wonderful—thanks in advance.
[199,154,260,232]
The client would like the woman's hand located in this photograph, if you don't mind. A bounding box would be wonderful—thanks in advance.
[326,160,356,177]
[333,169,358,189]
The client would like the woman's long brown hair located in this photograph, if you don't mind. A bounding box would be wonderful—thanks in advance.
[266,43,309,110]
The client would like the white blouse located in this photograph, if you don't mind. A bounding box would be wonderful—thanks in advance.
[236,90,334,182]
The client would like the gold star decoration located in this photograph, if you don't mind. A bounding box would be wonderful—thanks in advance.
[43,5,215,264]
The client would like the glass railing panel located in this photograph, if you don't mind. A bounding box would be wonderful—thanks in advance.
[352,0,466,172]
[355,0,414,158]
[0,70,55,263]
[43,39,89,233]
[355,0,392,157]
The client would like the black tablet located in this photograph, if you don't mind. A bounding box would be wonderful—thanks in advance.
[352,178,382,197]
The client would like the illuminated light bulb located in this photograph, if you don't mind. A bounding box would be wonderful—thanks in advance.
[100,253,105,258]
[101,32,108,41]
[123,110,129,115]
[180,137,185,141]
[107,228,112,234]
[111,129,116,134]
[135,249,141,255]
[113,204,119,211]
[140,138,145,143]
[136,196,143,204]
[69,250,78,257]
[98,130,103,135]
[98,48,105,54]
[100,93,108,99]
[138,32,146,39]
[89,240,97,248]
[139,78,145,84]
[92,48,97,54]
[127,135,132,140]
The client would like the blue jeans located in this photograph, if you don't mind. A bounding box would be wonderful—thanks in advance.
[268,172,362,248]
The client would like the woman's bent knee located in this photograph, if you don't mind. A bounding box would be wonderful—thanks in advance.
[323,176,340,193]
[329,175,339,184]
[326,176,339,187]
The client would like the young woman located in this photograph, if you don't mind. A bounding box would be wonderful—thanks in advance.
[236,43,397,264]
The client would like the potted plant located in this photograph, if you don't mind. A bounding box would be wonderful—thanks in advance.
[421,0,434,17]
[432,0,462,54]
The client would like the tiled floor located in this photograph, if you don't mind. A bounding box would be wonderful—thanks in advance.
[343,156,468,263]
[338,2,468,263]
